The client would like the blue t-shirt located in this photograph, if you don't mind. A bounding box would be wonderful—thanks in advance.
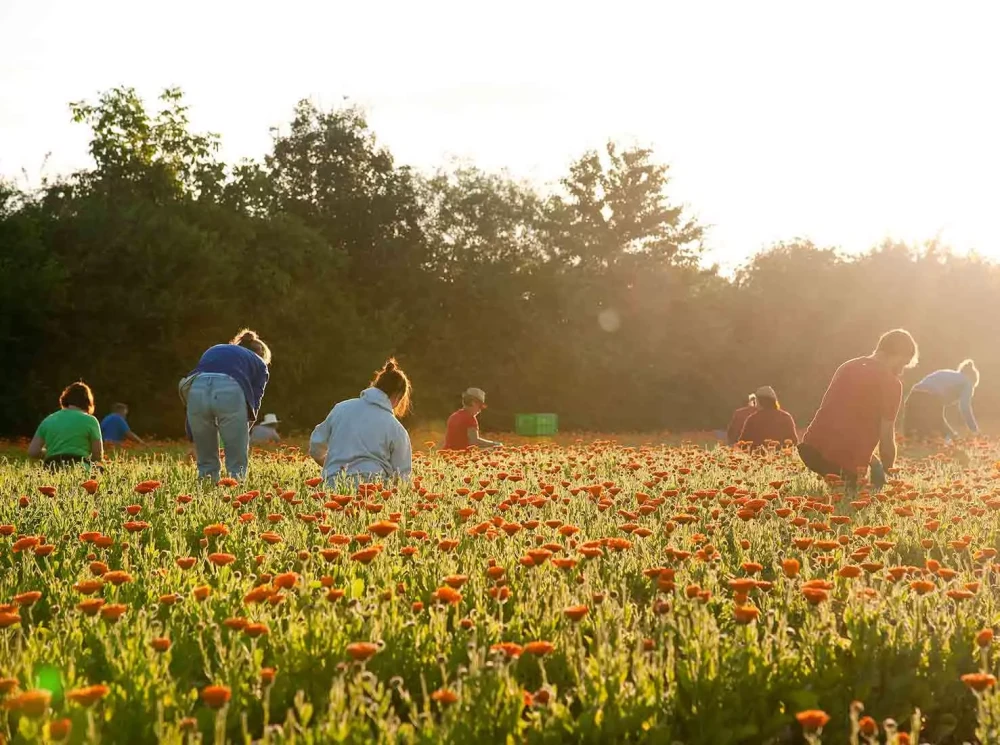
[100,413,131,443]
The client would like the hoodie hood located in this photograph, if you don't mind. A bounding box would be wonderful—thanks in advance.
[361,387,394,413]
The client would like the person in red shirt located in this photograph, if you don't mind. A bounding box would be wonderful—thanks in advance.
[799,329,919,489]
[738,386,798,451]
[726,394,757,445]
[443,388,503,450]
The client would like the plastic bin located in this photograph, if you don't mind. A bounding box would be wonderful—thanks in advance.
[515,413,559,436]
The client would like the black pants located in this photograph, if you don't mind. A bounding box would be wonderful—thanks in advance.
[903,390,954,438]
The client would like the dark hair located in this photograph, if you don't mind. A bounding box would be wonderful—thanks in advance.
[372,358,412,417]
[874,329,918,369]
[231,328,272,365]
[60,382,95,414]
[112,402,128,415]
[758,396,778,410]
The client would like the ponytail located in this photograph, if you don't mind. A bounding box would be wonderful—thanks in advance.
[231,328,272,365]
[372,358,412,417]
[959,359,980,387]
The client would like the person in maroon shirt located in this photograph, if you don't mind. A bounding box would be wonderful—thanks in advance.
[799,329,919,490]
[738,386,798,451]
[443,388,503,450]
[726,394,757,445]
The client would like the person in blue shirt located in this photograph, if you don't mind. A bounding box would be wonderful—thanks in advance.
[179,328,271,481]
[100,403,145,446]
[904,359,979,440]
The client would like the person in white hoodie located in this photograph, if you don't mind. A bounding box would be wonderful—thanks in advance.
[309,358,413,486]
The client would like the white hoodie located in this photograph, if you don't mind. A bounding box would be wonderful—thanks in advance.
[309,388,412,483]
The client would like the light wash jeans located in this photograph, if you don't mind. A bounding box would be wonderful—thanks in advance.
[186,373,249,481]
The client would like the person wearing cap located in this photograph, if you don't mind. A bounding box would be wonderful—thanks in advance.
[443,388,502,450]
[737,386,798,451]
[799,329,919,490]
[726,394,757,445]
[251,413,281,444]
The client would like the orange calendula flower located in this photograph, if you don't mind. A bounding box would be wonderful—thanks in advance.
[102,571,133,586]
[368,521,398,538]
[48,717,72,741]
[490,642,523,658]
[443,575,468,589]
[13,591,42,607]
[203,524,229,538]
[244,623,269,638]
[734,605,760,624]
[523,641,555,656]
[151,637,172,652]
[217,478,239,488]
[431,688,458,705]
[273,572,299,589]
[350,547,382,564]
[100,604,127,622]
[77,598,105,616]
[208,553,236,567]
[66,684,110,707]
[962,672,997,692]
[193,586,211,601]
[432,586,462,605]
[345,642,379,661]
[4,689,51,717]
[0,612,21,628]
[977,629,994,648]
[795,710,830,731]
[81,480,99,495]
[563,605,589,622]
[201,685,231,708]
[261,667,277,685]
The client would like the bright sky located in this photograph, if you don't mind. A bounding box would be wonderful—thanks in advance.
[2,0,999,269]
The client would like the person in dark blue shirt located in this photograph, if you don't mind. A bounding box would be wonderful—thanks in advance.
[904,359,980,440]
[100,403,145,445]
[179,328,271,482]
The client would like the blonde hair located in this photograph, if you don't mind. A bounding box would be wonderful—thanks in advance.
[231,328,272,365]
[959,359,980,387]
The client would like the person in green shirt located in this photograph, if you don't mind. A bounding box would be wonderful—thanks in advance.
[28,382,104,468]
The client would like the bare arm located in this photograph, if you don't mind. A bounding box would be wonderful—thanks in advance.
[126,430,145,445]
[466,427,501,449]
[27,436,45,460]
[878,418,896,471]
[91,438,104,462]
[309,416,331,467]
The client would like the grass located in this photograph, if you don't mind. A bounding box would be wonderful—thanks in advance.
[0,433,999,744]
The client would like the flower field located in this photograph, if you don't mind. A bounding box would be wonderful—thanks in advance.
[2,439,1000,744]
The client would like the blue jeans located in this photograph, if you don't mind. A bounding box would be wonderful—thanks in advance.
[186,374,249,481]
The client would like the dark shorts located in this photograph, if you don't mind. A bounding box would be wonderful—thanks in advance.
[797,443,884,489]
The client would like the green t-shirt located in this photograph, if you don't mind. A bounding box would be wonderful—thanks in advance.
[35,409,102,458]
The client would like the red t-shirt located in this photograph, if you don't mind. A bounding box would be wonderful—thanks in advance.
[802,357,902,472]
[739,408,798,450]
[444,408,478,450]
[727,406,757,444]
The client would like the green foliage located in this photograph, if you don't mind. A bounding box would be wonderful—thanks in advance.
[2,87,998,438]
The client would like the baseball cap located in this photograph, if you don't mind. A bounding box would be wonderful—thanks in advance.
[464,387,487,405]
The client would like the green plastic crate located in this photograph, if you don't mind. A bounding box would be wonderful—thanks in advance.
[515,413,558,436]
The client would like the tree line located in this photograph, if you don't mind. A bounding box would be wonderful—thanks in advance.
[2,87,997,438]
